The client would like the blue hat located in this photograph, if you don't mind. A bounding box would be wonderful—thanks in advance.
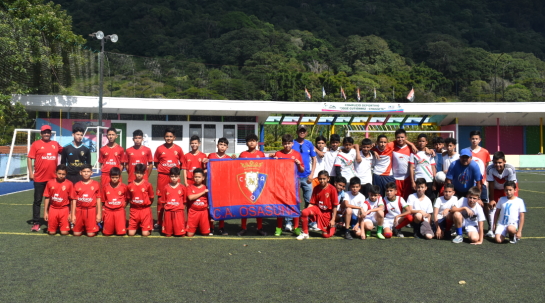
[460,149,472,157]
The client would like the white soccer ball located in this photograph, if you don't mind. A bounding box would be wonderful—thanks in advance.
[435,171,446,184]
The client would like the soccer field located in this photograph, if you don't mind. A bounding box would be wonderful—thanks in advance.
[0,171,544,302]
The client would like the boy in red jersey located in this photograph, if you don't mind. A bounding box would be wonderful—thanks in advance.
[161,167,187,237]
[204,137,231,235]
[297,170,339,240]
[99,127,125,187]
[127,164,155,236]
[101,167,128,236]
[70,164,101,237]
[153,127,185,230]
[232,133,267,236]
[43,165,73,235]
[123,129,153,183]
[271,134,305,236]
[186,169,211,237]
[184,135,207,186]
[28,125,63,232]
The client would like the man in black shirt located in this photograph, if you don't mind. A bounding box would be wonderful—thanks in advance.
[61,126,91,184]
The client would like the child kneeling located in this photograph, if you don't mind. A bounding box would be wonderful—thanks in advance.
[449,186,485,244]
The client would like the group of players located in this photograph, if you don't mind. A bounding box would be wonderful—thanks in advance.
[27,124,525,244]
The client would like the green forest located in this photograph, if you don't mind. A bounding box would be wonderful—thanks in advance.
[2,0,545,108]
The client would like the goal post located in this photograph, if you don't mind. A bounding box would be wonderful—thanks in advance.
[3,129,57,182]
[82,126,123,174]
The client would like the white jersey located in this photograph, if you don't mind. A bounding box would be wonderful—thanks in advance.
[433,195,458,221]
[496,197,526,225]
[334,149,357,180]
[486,163,517,190]
[456,198,486,226]
[313,147,328,178]
[384,196,408,219]
[365,197,385,221]
[407,193,433,222]
[347,192,367,216]
[324,148,340,177]
[392,145,411,180]
[443,153,459,173]
[355,151,374,185]
[410,151,436,182]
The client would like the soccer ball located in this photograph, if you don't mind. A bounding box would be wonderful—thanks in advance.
[435,171,446,184]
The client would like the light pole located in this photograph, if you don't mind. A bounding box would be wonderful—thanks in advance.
[89,31,118,148]
[493,53,504,102]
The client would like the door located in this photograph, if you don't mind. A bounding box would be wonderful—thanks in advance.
[223,125,235,154]
[111,123,126,148]
[203,124,216,153]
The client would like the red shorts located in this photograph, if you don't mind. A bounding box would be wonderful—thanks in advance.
[186,208,210,234]
[156,173,170,196]
[306,205,333,232]
[493,188,518,202]
[129,208,153,231]
[47,207,70,232]
[101,173,123,187]
[73,207,99,233]
[396,178,413,201]
[162,210,186,236]
[102,208,127,235]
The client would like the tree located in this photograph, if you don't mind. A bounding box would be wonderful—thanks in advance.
[0,94,30,145]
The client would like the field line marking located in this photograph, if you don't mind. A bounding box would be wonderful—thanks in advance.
[0,188,33,197]
[519,189,545,194]
[528,207,545,209]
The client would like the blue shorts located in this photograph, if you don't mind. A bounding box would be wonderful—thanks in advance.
[373,174,395,197]
[350,214,358,229]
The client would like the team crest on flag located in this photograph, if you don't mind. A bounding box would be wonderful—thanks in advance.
[237,171,268,203]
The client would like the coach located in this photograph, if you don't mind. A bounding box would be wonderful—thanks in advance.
[27,125,63,232]
[445,149,483,201]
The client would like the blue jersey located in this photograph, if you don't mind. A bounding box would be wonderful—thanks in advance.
[293,139,316,178]
[446,160,482,193]
[435,153,443,172]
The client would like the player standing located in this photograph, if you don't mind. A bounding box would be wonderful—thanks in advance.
[127,164,155,237]
[101,167,128,236]
[61,126,91,184]
[123,129,153,183]
[486,151,518,235]
[98,127,125,187]
[205,137,231,235]
[183,135,207,186]
[70,164,101,237]
[43,165,73,235]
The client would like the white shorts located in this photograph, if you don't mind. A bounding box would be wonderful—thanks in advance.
[364,216,377,226]
[383,217,395,229]
[495,223,518,237]
[463,220,479,234]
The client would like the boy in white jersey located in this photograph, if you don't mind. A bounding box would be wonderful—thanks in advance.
[324,134,341,185]
[487,151,518,233]
[494,181,525,244]
[450,187,485,244]
[354,138,374,197]
[442,137,459,173]
[334,137,357,185]
[433,183,457,239]
[357,185,385,240]
[409,133,436,202]
[383,182,413,238]
[407,178,434,239]
[342,177,367,240]
[312,136,328,188]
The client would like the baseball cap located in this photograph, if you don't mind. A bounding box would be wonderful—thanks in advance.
[297,125,308,132]
[40,125,52,132]
[460,149,472,157]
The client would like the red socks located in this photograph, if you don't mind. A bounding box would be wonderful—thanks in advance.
[241,218,263,230]
[219,220,224,229]
[395,215,414,230]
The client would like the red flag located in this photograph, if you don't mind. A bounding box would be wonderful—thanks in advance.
[340,87,347,100]
[207,159,300,220]
[305,88,312,100]
[407,88,415,102]
[356,88,361,101]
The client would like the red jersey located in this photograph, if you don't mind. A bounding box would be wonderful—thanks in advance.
[44,179,73,209]
[124,146,153,182]
[309,184,339,211]
[99,144,125,173]
[127,180,154,208]
[101,183,129,210]
[161,183,187,211]
[239,150,266,158]
[28,139,63,182]
[208,153,230,160]
[470,147,491,179]
[153,144,185,174]
[72,180,101,208]
[372,142,395,176]
[187,184,208,211]
[184,151,207,181]
[274,150,304,169]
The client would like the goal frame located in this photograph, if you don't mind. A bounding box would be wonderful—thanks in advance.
[83,126,123,174]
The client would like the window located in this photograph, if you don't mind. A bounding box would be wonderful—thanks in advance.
[152,125,183,140]
[223,116,256,122]
[237,124,256,145]
[146,115,167,121]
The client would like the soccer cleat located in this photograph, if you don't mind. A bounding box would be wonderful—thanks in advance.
[509,235,517,244]
[153,224,161,231]
[393,228,404,238]
[365,231,371,238]
[452,235,463,243]
[31,223,41,232]
[219,228,228,236]
[209,230,214,236]
[293,227,302,236]
[284,221,293,232]
[296,232,309,240]
[256,229,267,236]
[376,232,385,240]
[309,222,320,232]
[274,227,282,236]
[344,231,353,240]
[485,230,495,238]
[237,229,247,236]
